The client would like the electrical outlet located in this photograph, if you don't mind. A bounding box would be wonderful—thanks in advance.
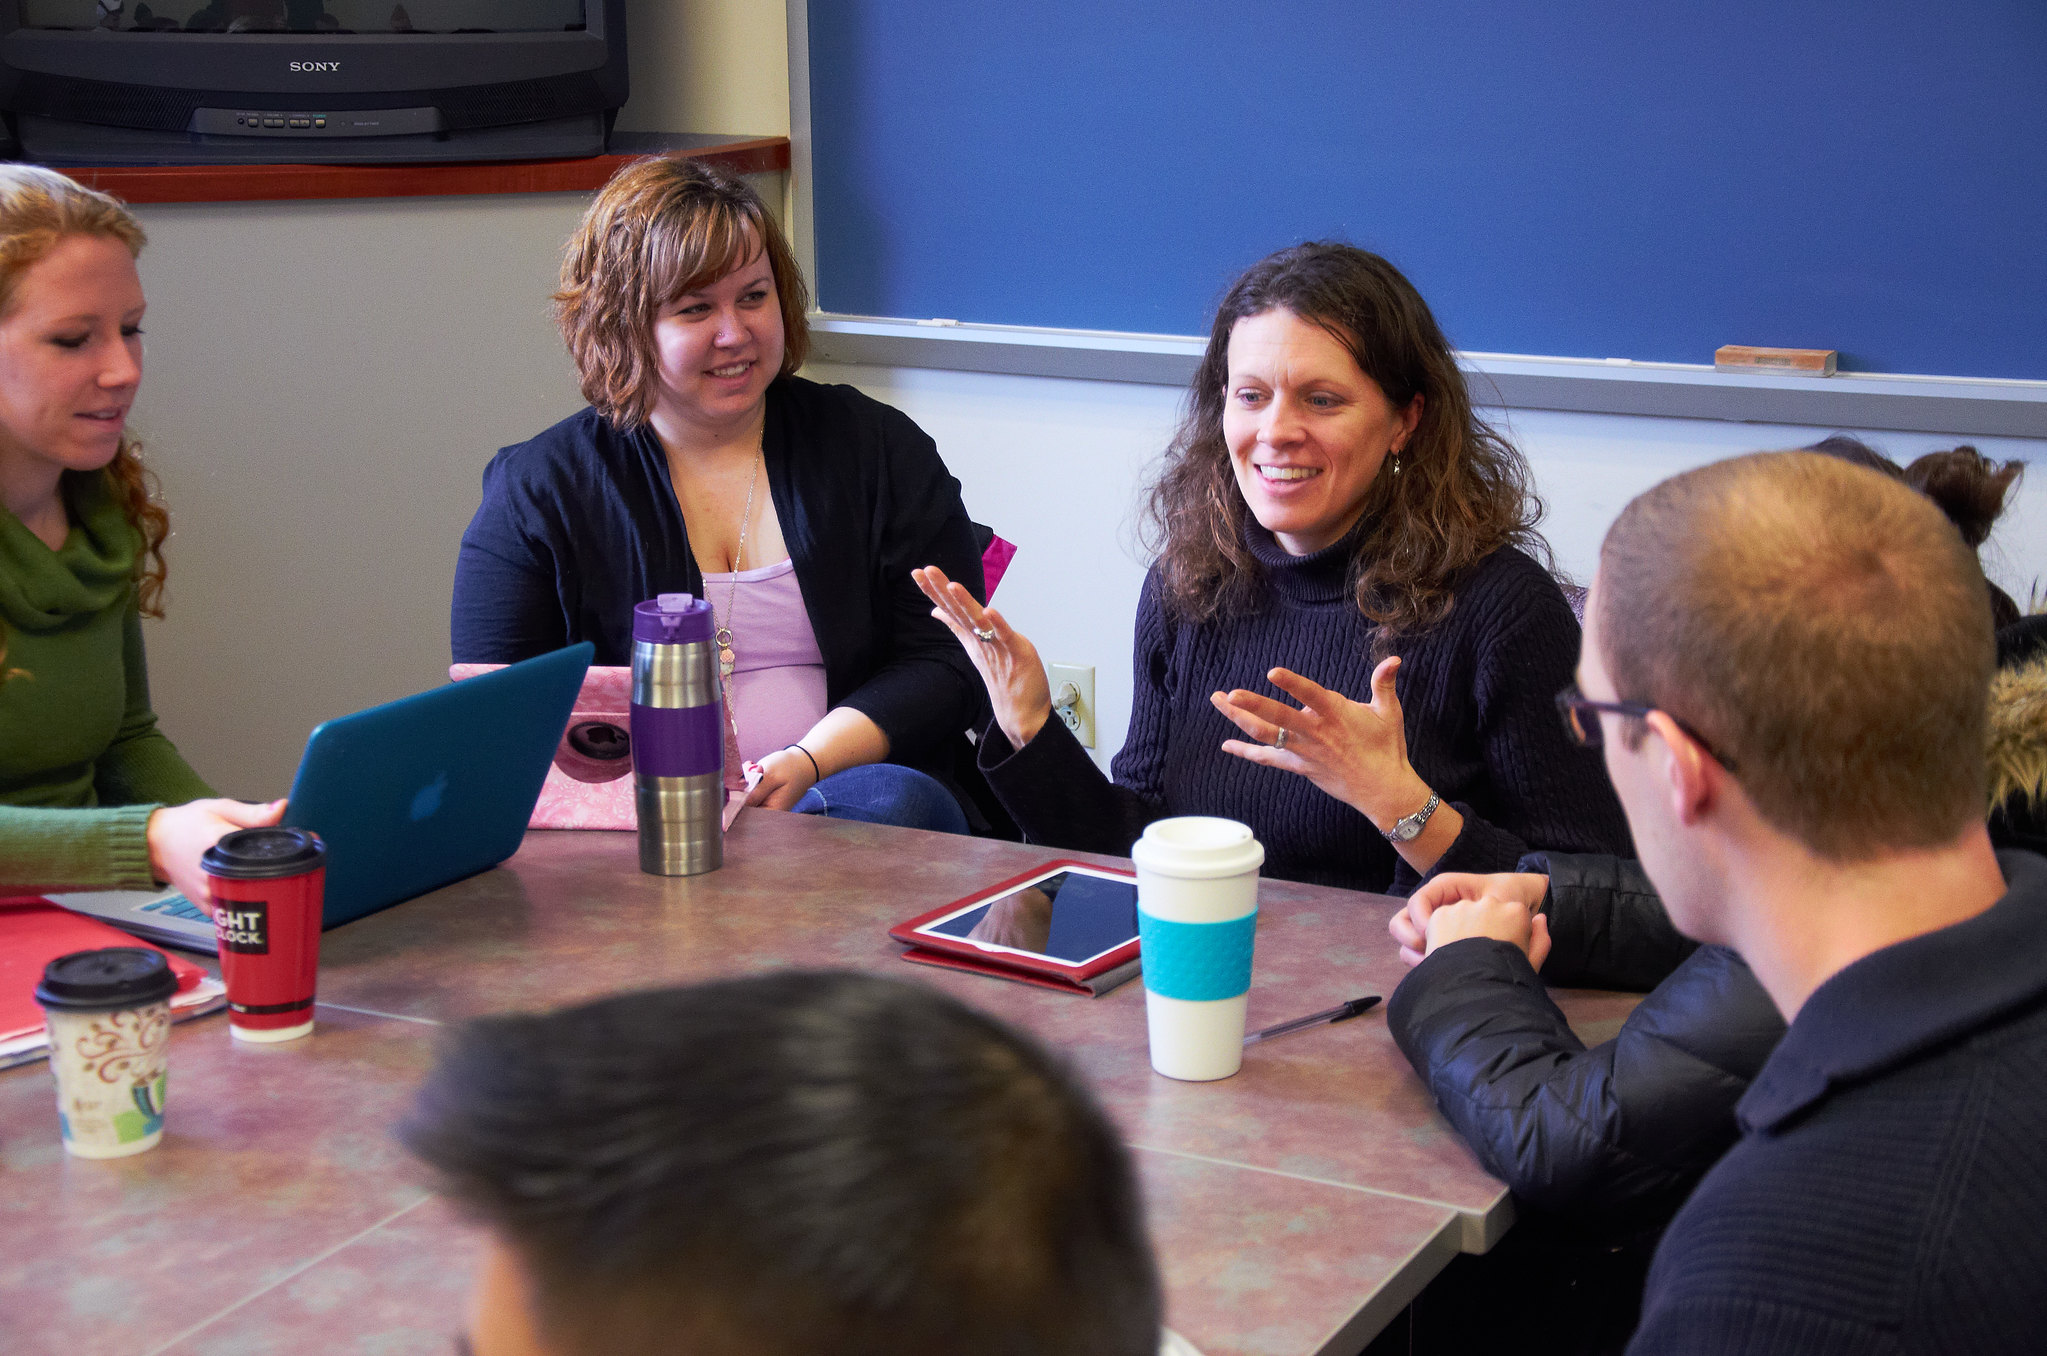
[1047,663,1095,748]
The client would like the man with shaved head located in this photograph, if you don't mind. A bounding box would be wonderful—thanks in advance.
[1419,451,2047,1353]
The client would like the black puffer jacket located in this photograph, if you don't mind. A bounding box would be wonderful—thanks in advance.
[1386,853,1785,1228]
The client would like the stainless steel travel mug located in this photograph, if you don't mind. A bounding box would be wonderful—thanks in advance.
[630,593,724,875]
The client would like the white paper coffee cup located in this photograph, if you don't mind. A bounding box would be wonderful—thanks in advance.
[36,948,177,1159]
[44,1002,172,1159]
[1132,817,1264,1081]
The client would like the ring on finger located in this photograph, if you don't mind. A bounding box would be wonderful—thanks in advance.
[1270,728,1288,752]
[973,625,997,642]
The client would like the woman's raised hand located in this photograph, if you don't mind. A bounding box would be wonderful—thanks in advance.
[1211,656,1433,828]
[912,565,1052,751]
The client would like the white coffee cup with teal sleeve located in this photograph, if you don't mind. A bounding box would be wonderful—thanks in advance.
[1132,816,1264,1081]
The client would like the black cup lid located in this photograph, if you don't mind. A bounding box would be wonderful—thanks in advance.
[201,826,326,881]
[35,947,177,1012]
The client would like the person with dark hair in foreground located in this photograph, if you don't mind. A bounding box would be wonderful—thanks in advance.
[400,972,1161,1356]
[1409,452,2047,1354]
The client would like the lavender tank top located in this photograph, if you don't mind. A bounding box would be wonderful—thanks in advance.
[699,557,830,770]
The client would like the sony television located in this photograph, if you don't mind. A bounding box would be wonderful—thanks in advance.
[0,0,628,165]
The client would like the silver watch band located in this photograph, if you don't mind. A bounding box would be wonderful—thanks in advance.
[1385,792,1441,843]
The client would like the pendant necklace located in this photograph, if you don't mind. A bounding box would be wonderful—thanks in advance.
[712,447,762,685]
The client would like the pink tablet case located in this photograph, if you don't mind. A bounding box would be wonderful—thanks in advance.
[450,664,636,830]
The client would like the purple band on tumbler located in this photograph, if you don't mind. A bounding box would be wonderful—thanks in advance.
[633,595,715,644]
[630,702,723,778]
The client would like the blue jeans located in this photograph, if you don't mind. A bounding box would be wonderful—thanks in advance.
[792,763,970,835]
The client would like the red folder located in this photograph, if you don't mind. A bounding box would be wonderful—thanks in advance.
[1,898,218,1047]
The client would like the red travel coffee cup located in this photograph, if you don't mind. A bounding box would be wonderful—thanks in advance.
[201,827,327,1044]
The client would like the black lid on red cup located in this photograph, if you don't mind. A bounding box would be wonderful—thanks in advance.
[35,947,177,1012]
[201,826,326,881]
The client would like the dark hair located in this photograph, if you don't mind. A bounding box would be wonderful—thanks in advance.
[1804,434,2025,629]
[1803,433,1905,480]
[1903,445,2023,550]
[400,972,1159,1356]
[1143,241,1546,637]
[1599,451,1993,861]
[554,155,811,428]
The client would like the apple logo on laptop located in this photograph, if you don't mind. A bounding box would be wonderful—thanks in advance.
[410,772,449,823]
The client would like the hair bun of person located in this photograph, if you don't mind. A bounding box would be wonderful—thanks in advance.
[1903,446,2024,547]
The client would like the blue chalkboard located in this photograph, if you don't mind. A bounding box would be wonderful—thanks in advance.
[808,4,2047,380]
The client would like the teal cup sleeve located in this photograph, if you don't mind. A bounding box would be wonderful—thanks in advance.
[1138,909,1256,1001]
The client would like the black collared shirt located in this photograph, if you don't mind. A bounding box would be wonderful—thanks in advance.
[1629,850,2047,1355]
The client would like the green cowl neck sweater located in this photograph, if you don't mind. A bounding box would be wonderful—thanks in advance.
[0,469,212,892]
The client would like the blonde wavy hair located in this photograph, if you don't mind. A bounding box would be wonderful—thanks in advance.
[0,165,165,614]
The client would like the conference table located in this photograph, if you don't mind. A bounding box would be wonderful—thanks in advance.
[0,812,1640,1356]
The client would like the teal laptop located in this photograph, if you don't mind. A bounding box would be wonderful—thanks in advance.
[54,642,593,951]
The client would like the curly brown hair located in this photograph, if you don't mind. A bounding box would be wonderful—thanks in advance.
[554,156,810,428]
[0,165,167,617]
[1143,242,1546,639]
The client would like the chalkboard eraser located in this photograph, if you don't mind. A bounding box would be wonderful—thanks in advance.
[1714,345,1837,377]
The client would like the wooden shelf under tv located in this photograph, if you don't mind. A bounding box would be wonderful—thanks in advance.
[53,133,789,205]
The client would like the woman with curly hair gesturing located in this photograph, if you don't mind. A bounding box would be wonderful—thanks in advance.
[0,166,282,910]
[917,243,1630,893]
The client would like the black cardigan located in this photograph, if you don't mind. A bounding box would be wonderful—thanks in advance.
[450,376,986,771]
[980,522,1633,894]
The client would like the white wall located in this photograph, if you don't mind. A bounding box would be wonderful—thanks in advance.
[615,0,790,139]
[806,361,2047,771]
[131,195,588,798]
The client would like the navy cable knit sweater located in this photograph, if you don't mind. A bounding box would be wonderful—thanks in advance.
[980,521,1633,894]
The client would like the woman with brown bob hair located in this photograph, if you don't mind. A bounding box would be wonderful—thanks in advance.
[452,157,986,832]
[917,243,1629,891]
[0,165,283,907]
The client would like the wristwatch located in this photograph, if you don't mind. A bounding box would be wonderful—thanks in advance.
[1383,792,1441,844]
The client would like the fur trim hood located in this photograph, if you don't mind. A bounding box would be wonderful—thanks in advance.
[1989,654,2047,813]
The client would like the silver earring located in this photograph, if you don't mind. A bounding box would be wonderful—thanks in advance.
[1391,448,1403,476]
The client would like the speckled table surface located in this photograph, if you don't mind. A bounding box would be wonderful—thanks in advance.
[1,813,1640,1356]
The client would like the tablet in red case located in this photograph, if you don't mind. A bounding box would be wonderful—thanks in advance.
[889,860,1141,994]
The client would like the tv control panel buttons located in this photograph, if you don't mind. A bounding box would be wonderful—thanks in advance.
[190,107,444,138]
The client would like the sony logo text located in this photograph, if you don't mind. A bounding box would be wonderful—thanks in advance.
[289,61,341,72]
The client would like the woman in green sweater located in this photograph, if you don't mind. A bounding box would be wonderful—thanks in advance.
[0,166,280,909]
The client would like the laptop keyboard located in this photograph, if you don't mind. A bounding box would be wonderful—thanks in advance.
[140,894,210,923]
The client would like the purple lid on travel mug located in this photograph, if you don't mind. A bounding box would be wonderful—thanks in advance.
[632,593,714,645]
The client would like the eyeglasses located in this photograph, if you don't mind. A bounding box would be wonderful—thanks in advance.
[1555,683,1738,772]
